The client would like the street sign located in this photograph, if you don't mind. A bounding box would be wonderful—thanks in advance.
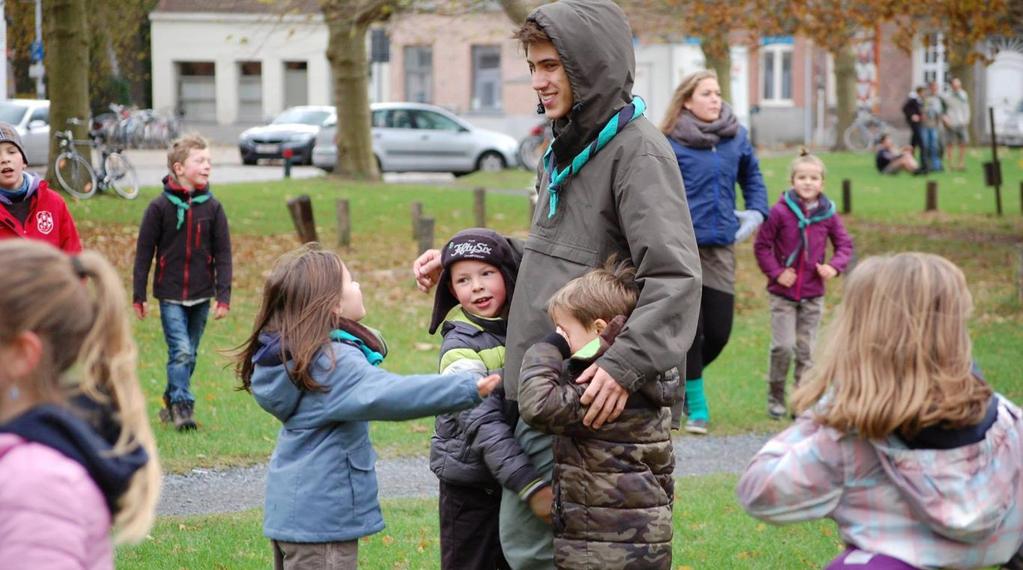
[30,40,43,63]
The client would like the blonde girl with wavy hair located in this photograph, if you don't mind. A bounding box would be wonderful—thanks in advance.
[738,252,1023,569]
[0,240,160,567]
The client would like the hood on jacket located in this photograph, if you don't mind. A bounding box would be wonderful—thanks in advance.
[873,396,1022,544]
[528,0,635,167]
[0,401,148,515]
[251,332,304,423]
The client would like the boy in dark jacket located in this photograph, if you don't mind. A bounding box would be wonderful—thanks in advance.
[132,134,232,431]
[753,151,852,419]
[518,260,679,570]
[428,228,549,570]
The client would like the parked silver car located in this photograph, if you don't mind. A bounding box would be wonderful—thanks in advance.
[238,105,334,165]
[312,102,518,175]
[0,99,50,165]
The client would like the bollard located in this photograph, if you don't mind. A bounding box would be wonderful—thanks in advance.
[286,195,318,243]
[336,199,351,248]
[841,179,851,214]
[474,187,486,227]
[925,180,938,212]
[411,202,423,240]
[282,148,294,179]
[416,217,434,254]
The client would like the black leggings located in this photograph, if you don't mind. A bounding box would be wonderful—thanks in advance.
[685,286,735,380]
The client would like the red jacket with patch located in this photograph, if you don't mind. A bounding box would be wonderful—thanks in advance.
[0,179,82,253]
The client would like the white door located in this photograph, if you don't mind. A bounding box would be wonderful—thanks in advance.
[23,105,49,165]
[411,110,475,171]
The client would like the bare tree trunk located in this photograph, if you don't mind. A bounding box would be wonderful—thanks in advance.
[497,0,530,25]
[702,31,732,104]
[325,17,378,180]
[832,46,856,151]
[43,0,91,183]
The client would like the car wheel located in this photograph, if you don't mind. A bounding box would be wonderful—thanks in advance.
[476,151,506,173]
[242,154,257,166]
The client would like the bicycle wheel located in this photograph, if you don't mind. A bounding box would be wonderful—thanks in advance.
[54,151,97,199]
[842,122,871,152]
[105,152,140,199]
[517,135,548,171]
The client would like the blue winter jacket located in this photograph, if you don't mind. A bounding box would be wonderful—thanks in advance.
[667,126,769,246]
[250,333,483,543]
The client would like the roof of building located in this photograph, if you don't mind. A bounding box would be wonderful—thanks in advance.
[154,0,320,14]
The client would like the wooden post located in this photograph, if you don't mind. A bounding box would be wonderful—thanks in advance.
[925,180,938,212]
[286,195,318,243]
[474,187,486,227]
[411,202,423,240]
[416,217,434,254]
[841,178,852,214]
[1018,245,1023,306]
[335,199,351,248]
[988,107,1003,216]
[1019,181,1022,216]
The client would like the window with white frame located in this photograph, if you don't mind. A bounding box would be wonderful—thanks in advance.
[471,45,502,112]
[761,38,794,105]
[920,32,948,87]
[404,46,433,104]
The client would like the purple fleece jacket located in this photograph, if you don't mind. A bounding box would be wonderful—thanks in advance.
[754,191,854,301]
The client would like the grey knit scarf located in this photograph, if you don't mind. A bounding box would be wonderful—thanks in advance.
[668,103,740,149]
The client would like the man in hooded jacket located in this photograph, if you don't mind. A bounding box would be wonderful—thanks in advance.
[415,1,701,567]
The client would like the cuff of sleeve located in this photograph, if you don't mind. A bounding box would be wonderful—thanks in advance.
[518,478,550,501]
[542,332,571,359]
[217,302,230,310]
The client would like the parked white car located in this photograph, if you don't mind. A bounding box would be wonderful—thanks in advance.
[312,102,518,175]
[0,99,50,165]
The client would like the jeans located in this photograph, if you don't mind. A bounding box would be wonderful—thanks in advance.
[159,300,210,404]
[921,127,942,171]
[767,294,824,405]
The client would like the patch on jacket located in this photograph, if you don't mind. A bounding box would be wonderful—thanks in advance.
[35,210,53,234]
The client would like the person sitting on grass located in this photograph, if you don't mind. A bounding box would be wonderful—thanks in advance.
[874,134,920,176]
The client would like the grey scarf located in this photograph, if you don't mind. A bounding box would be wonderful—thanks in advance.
[669,103,740,149]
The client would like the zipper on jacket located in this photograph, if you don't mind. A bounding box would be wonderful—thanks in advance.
[183,197,192,300]
[195,219,202,249]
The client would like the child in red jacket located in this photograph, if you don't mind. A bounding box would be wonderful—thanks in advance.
[753,150,853,419]
[0,122,81,253]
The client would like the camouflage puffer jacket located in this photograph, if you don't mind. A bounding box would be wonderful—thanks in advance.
[518,316,675,570]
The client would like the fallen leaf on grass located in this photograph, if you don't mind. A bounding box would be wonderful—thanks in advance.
[409,424,428,433]
[414,342,437,351]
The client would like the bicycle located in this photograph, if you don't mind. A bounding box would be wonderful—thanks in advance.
[518,119,553,171]
[842,111,891,152]
[53,118,139,200]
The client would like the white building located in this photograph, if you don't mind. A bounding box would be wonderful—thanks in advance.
[150,0,370,126]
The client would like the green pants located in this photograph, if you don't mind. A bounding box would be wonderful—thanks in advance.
[499,417,555,570]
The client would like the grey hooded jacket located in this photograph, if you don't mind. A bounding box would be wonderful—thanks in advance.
[503,0,702,401]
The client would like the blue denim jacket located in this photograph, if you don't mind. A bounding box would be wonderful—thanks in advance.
[251,336,482,543]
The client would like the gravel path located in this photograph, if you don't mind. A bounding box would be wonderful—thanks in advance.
[157,433,772,517]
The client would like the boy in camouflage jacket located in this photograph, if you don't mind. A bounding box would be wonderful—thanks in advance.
[518,261,677,570]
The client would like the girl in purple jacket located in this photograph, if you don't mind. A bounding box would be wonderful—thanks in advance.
[753,150,853,419]
[0,240,160,568]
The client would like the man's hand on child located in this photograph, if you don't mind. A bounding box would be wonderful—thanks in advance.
[816,263,838,280]
[412,248,443,293]
[576,364,628,429]
[777,268,797,288]
[133,302,147,320]
[214,303,230,320]
[476,374,501,397]
[528,485,554,525]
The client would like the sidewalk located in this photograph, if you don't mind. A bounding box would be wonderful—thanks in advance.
[157,432,772,517]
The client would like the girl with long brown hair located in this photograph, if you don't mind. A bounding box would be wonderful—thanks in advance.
[0,240,160,567]
[738,253,1023,569]
[235,243,499,570]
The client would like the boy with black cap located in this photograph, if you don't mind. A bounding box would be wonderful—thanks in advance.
[0,122,82,253]
[428,228,551,570]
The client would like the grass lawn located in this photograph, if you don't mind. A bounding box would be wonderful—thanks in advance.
[116,474,846,569]
[78,147,1021,567]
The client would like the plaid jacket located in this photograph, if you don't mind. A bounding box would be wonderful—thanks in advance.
[737,396,1023,569]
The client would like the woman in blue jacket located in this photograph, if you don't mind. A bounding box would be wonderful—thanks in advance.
[660,69,769,434]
